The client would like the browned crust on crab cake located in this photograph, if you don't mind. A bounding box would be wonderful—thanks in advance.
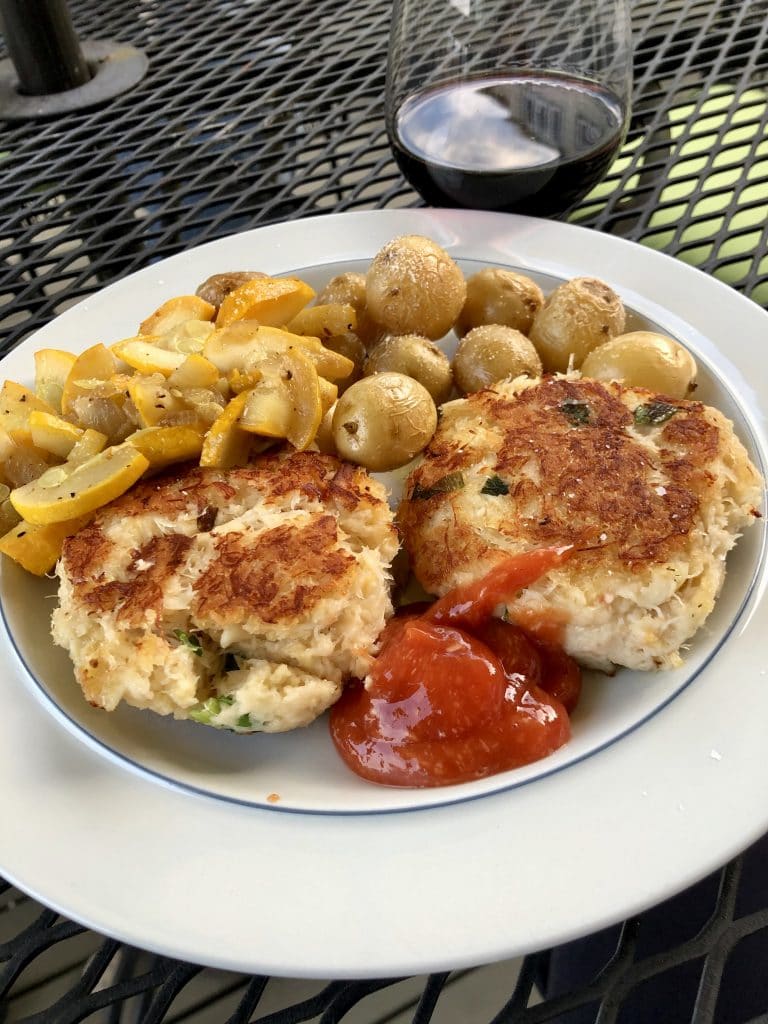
[193,516,355,626]
[110,450,384,520]
[53,450,398,727]
[399,376,762,671]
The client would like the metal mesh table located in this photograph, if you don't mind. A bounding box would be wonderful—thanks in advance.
[1,0,767,1020]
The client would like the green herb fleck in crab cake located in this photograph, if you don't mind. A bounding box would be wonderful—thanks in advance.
[52,451,398,733]
[398,375,762,672]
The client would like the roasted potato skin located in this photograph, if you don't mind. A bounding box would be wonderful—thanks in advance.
[581,331,697,398]
[365,334,453,404]
[365,235,466,340]
[456,268,544,337]
[453,325,542,395]
[530,277,625,373]
[332,372,437,472]
[316,272,367,311]
[195,272,266,309]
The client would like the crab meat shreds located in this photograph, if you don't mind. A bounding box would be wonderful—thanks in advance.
[398,376,762,672]
[51,451,398,733]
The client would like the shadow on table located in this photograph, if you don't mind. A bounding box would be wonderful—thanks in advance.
[540,832,768,1023]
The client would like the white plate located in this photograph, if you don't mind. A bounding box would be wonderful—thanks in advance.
[0,209,766,977]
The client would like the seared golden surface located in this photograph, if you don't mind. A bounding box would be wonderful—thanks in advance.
[400,376,762,670]
[193,516,354,626]
[53,451,398,731]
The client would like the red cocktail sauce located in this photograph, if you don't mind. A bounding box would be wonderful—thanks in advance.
[330,545,581,787]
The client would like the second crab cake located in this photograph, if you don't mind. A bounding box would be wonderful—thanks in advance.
[52,451,399,732]
[398,375,762,672]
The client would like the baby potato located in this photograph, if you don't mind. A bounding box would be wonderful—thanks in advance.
[453,325,542,395]
[456,268,544,337]
[316,271,366,309]
[365,235,466,340]
[316,272,384,350]
[364,334,453,404]
[332,372,437,472]
[530,277,626,373]
[580,331,697,399]
[323,331,366,393]
[287,303,366,393]
[195,272,266,309]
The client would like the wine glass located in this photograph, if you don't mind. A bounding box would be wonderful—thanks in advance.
[385,0,633,217]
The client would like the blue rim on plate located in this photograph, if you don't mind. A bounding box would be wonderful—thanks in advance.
[1,247,765,817]
[0,210,766,980]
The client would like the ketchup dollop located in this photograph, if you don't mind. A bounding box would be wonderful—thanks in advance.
[330,545,582,787]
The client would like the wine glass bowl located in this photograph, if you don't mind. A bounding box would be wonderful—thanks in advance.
[385,0,633,217]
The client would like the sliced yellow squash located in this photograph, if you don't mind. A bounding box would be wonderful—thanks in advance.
[0,514,92,575]
[215,276,315,329]
[0,381,58,445]
[285,350,322,450]
[228,368,262,395]
[156,318,215,354]
[60,344,118,416]
[202,321,265,372]
[285,303,357,337]
[0,428,13,464]
[10,444,149,525]
[239,350,322,451]
[29,410,84,458]
[127,374,187,428]
[67,428,108,465]
[249,327,354,381]
[34,349,77,412]
[167,354,220,390]
[125,425,204,469]
[111,338,187,376]
[199,391,251,469]
[139,295,215,335]
[240,386,293,439]
[318,376,338,415]
[204,323,354,380]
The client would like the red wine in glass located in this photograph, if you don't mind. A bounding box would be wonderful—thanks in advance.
[388,71,628,216]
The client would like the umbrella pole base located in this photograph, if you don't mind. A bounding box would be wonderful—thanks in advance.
[0,39,147,119]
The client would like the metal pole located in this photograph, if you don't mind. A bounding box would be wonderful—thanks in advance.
[0,0,91,96]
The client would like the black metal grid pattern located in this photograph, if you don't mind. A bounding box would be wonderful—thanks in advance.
[1,0,768,1020]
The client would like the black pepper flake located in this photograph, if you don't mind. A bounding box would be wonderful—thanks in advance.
[481,475,509,496]
[559,399,591,426]
[633,401,679,426]
[411,471,465,501]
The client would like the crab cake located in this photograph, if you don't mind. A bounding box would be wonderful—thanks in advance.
[52,451,399,732]
[399,376,763,671]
